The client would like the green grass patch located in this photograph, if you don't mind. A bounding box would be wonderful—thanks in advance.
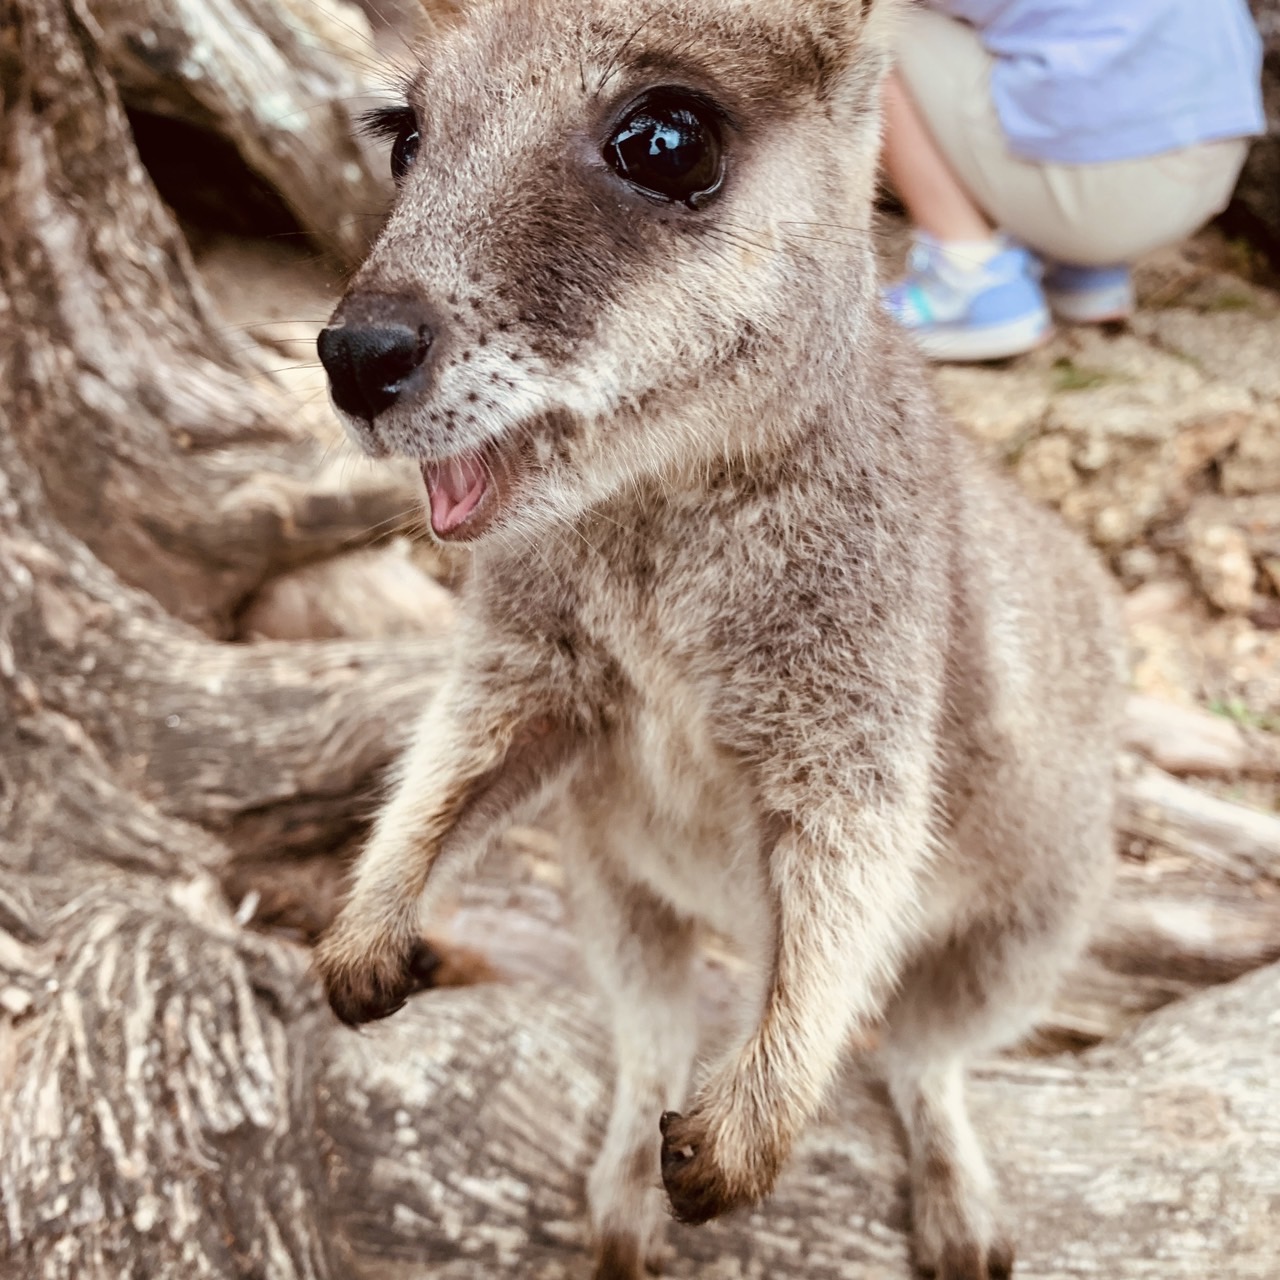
[1200,289,1258,313]
[1208,697,1280,735]
[1050,357,1120,393]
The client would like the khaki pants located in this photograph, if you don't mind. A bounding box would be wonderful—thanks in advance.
[895,7,1250,265]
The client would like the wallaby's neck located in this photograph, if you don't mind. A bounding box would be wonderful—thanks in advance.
[678,281,911,472]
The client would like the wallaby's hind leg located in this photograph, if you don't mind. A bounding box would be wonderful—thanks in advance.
[880,901,1096,1280]
[883,1045,1014,1280]
[563,845,699,1280]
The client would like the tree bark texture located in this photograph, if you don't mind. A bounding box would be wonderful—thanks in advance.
[326,963,1280,1280]
[5,864,1280,1280]
[1,0,418,637]
[1123,692,1280,778]
[89,0,392,266]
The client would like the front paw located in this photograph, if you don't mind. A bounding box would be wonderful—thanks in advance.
[313,924,439,1026]
[659,1108,777,1226]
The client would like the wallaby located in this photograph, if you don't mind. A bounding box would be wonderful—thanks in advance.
[313,1,1124,1277]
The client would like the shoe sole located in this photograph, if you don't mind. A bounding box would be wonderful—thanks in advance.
[1045,282,1135,325]
[909,311,1053,363]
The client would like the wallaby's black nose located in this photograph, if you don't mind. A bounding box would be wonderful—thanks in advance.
[318,295,434,421]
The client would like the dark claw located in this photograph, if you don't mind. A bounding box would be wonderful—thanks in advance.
[988,1237,1016,1279]
[660,1109,732,1225]
[593,1232,643,1280]
[327,983,406,1027]
[320,937,443,1026]
[405,938,442,989]
[366,996,407,1023]
[925,1237,1018,1280]
[659,1110,695,1180]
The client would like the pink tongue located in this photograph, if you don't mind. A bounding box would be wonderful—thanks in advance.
[426,454,488,534]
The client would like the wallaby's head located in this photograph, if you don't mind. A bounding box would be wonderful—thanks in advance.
[318,0,896,543]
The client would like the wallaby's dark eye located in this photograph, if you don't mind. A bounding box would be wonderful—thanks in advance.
[360,105,420,184]
[391,123,421,183]
[605,91,723,207]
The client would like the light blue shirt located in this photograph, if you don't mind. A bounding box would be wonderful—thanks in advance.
[929,0,1266,164]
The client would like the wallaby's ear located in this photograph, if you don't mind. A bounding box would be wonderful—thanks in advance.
[808,0,898,109]
[811,0,901,66]
[413,0,471,33]
[833,0,896,30]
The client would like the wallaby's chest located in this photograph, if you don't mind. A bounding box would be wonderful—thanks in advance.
[571,587,769,939]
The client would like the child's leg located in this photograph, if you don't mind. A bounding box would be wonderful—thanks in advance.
[891,6,1251,269]
[881,69,993,247]
[879,14,1049,361]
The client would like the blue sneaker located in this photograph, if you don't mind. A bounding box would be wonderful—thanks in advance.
[883,235,1052,362]
[1042,262,1134,324]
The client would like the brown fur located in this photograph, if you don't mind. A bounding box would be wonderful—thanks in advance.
[314,1,1125,1275]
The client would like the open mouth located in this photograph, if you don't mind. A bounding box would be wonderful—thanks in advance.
[421,444,522,541]
[424,452,488,536]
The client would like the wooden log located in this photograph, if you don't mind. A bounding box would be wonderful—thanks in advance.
[321,963,1280,1280]
[5,865,1278,1280]
[0,886,348,1280]
[1123,692,1280,779]
[0,398,446,877]
[1031,758,1280,1049]
[237,542,457,642]
[1,0,418,637]
[0,355,446,1280]
[1118,759,1280,879]
[88,0,392,266]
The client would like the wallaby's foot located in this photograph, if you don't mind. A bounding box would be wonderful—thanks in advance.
[591,1233,644,1280]
[658,1107,781,1226]
[314,924,439,1025]
[915,1237,1015,1280]
[586,1155,671,1280]
[911,1158,1015,1280]
[589,1214,671,1279]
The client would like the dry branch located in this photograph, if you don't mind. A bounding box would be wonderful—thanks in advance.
[1032,758,1280,1049]
[89,0,392,266]
[1124,692,1280,778]
[1119,758,1280,879]
[1,0,417,637]
[0,476,446,876]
